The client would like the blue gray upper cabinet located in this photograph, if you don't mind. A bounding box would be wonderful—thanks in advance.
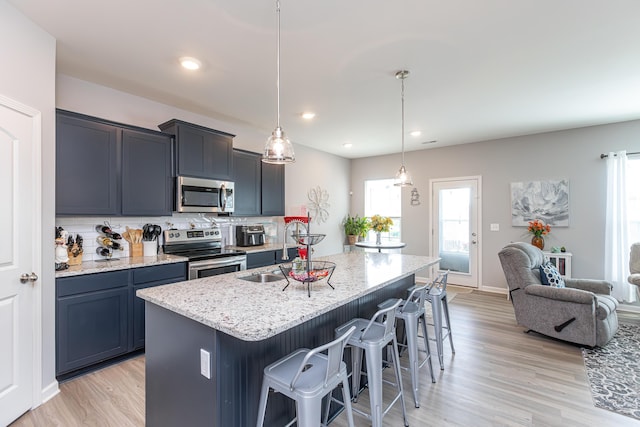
[121,129,173,216]
[56,111,120,215]
[158,119,234,181]
[232,149,261,216]
[56,110,174,216]
[232,149,285,216]
[261,161,285,216]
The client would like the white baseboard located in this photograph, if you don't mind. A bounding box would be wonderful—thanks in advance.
[416,275,430,284]
[618,304,640,313]
[479,285,508,295]
[40,380,59,406]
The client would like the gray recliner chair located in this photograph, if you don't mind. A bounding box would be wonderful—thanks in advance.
[498,242,618,347]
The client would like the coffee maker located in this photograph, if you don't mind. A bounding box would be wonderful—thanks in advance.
[235,224,265,247]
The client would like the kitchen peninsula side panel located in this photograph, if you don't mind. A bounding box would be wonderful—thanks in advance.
[144,274,414,426]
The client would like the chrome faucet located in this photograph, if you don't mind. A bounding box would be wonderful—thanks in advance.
[282,221,308,260]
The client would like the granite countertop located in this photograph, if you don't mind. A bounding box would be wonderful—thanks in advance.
[137,252,440,342]
[55,254,189,278]
[55,243,292,278]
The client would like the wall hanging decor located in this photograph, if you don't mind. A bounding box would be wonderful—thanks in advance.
[307,186,330,223]
[511,179,569,226]
[410,187,421,206]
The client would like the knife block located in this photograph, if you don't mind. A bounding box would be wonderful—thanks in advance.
[129,242,143,258]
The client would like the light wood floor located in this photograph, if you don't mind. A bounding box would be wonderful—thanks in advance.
[11,289,640,427]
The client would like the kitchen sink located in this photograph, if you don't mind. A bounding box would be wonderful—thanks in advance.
[239,272,285,283]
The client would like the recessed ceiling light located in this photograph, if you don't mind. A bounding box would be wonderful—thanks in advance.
[410,130,422,137]
[301,112,316,120]
[343,142,353,148]
[179,57,202,70]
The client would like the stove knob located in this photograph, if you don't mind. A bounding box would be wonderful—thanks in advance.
[169,233,174,238]
[175,232,181,238]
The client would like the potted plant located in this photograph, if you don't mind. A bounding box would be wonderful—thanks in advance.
[355,215,370,241]
[344,214,368,245]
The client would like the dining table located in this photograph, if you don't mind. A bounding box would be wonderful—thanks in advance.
[355,240,407,253]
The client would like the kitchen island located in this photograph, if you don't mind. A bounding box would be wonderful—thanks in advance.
[137,251,439,426]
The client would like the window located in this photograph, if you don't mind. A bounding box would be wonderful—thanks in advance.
[439,187,470,254]
[629,157,640,244]
[364,179,401,240]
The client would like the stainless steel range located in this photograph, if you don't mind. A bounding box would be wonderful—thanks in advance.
[163,227,246,280]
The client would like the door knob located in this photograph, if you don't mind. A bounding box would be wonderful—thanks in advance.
[20,272,38,283]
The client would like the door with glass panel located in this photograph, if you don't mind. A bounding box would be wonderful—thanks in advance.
[431,177,480,287]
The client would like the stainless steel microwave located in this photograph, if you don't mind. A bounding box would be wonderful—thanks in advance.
[176,176,234,213]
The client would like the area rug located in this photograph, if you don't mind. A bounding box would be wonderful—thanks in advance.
[582,323,640,420]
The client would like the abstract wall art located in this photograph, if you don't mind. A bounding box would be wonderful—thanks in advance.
[511,180,569,226]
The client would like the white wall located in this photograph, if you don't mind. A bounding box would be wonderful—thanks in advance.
[352,120,640,291]
[281,144,351,255]
[0,0,57,404]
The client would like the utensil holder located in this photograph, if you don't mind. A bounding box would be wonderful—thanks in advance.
[68,253,83,266]
[143,241,157,257]
[129,242,143,258]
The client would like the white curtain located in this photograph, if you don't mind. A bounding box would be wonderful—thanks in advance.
[605,150,636,302]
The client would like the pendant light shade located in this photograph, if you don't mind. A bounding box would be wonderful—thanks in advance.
[263,0,295,164]
[394,70,413,187]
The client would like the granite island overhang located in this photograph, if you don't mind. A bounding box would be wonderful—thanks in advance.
[137,252,440,426]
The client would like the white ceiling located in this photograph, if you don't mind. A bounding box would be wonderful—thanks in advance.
[10,0,640,158]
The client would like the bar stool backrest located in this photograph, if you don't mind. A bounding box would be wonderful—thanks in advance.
[289,325,356,390]
[360,298,402,341]
[429,270,450,293]
[400,284,428,313]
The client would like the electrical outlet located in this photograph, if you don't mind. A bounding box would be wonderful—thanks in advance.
[200,349,211,379]
[490,223,499,231]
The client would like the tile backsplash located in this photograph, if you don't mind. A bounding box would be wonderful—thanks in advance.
[56,213,282,262]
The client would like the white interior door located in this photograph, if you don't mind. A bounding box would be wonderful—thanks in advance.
[0,96,39,425]
[431,177,481,287]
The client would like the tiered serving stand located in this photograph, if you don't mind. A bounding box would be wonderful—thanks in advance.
[279,215,336,297]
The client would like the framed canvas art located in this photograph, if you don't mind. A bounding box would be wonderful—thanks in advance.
[511,180,569,226]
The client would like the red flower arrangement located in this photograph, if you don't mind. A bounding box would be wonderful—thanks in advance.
[527,219,551,237]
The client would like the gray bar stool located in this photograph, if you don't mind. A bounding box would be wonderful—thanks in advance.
[426,270,455,370]
[256,325,357,427]
[378,283,436,408]
[335,299,409,427]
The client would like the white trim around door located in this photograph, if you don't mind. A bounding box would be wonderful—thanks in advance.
[430,176,482,288]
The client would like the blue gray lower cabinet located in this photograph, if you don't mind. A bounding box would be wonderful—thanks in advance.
[56,262,186,379]
[246,248,297,269]
[144,274,414,427]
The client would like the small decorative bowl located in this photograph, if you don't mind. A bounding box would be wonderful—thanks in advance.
[291,233,326,246]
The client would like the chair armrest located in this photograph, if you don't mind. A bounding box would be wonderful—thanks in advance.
[524,284,595,304]
[564,278,613,295]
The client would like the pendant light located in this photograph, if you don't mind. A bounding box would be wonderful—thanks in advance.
[394,70,413,186]
[263,0,295,164]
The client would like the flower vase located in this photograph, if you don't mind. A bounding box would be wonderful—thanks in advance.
[531,235,544,250]
[376,232,382,245]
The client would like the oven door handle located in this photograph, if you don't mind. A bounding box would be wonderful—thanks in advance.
[189,256,246,269]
